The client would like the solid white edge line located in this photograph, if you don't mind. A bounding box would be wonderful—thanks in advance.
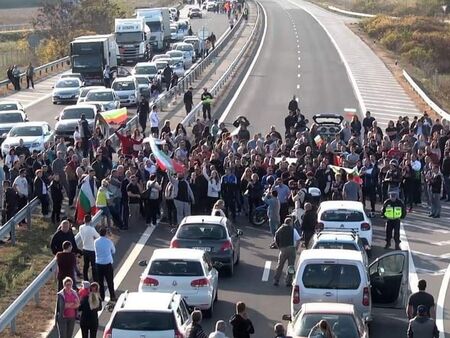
[437,264,450,338]
[73,225,156,338]
[262,261,271,282]
[286,0,366,116]
[218,1,268,124]
[399,224,419,294]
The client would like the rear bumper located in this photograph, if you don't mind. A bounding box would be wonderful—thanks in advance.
[209,253,233,267]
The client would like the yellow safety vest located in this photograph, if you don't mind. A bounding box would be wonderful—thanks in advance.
[96,188,108,208]
[384,206,402,220]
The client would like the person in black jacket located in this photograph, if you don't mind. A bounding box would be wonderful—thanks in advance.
[184,87,193,115]
[50,174,64,224]
[441,151,450,201]
[50,220,82,255]
[137,96,149,133]
[229,302,255,338]
[185,310,208,338]
[34,169,49,216]
[301,203,317,248]
[1,180,17,242]
[79,282,102,338]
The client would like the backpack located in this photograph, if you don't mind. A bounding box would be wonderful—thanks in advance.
[165,182,176,200]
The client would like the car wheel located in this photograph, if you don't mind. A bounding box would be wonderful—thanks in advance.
[204,299,214,318]
[52,101,57,105]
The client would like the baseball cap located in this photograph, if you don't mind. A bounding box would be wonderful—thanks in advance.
[417,305,427,315]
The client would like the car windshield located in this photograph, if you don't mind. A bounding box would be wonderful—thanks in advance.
[55,80,79,88]
[135,77,150,85]
[62,108,94,120]
[9,126,43,137]
[176,44,192,51]
[112,311,174,331]
[135,65,157,75]
[293,313,359,338]
[116,32,142,43]
[321,210,364,222]
[155,62,167,70]
[177,223,226,240]
[112,81,135,91]
[0,113,24,123]
[86,91,114,101]
[302,263,361,289]
[191,8,200,12]
[0,103,19,111]
[149,260,204,276]
[167,51,183,58]
[313,242,358,250]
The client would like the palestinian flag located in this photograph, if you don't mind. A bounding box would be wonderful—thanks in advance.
[148,136,185,174]
[100,107,128,125]
[76,176,97,223]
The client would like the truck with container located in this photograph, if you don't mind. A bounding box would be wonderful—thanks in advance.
[135,7,171,52]
[115,18,151,65]
[70,34,118,86]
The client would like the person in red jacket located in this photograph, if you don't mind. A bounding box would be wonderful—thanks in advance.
[114,126,142,156]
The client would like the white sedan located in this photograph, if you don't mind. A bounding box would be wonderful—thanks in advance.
[138,248,219,317]
[1,122,54,156]
[317,200,373,250]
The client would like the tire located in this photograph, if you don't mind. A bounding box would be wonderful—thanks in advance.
[251,211,267,226]
[52,101,57,105]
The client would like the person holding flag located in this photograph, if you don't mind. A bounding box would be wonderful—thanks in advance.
[76,169,98,224]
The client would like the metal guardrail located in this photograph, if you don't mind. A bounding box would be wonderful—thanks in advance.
[0,24,32,32]
[0,56,70,95]
[0,197,40,245]
[403,69,450,122]
[181,2,261,127]
[327,5,377,18]
[0,210,104,334]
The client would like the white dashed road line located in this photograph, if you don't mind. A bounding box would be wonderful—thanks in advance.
[262,261,272,282]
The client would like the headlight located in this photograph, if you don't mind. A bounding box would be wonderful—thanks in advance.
[130,94,136,99]
[32,142,41,147]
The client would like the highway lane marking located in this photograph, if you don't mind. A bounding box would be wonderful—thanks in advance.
[262,261,271,281]
[399,224,419,293]
[297,84,300,89]
[433,239,450,246]
[219,1,268,123]
[73,225,156,338]
[410,250,450,260]
[415,268,448,276]
[437,264,450,338]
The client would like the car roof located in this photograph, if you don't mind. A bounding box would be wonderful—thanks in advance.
[302,302,355,315]
[319,200,365,212]
[119,292,178,311]
[0,110,23,114]
[10,121,47,128]
[151,248,206,260]
[0,100,21,105]
[62,104,97,111]
[180,215,227,226]
[86,88,114,94]
[315,232,358,242]
[135,62,156,67]
[57,77,81,83]
[113,76,136,82]
[299,249,364,263]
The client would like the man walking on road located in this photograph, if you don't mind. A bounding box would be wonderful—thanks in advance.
[137,96,149,134]
[163,64,173,91]
[184,87,194,115]
[78,113,91,158]
[94,227,116,301]
[407,305,439,338]
[201,88,213,121]
[79,214,100,281]
[273,218,300,286]
[407,279,436,320]
[26,62,34,89]
[229,301,255,338]
[381,191,406,250]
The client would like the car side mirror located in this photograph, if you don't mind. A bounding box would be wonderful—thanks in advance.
[282,314,291,321]
[237,229,243,236]
[138,260,148,267]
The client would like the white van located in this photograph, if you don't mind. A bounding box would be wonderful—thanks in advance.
[291,249,409,322]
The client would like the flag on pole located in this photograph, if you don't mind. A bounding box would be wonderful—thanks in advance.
[328,165,363,185]
[100,107,128,125]
[76,175,97,223]
[148,136,185,173]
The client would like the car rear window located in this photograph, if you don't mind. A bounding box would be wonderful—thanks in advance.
[313,242,358,250]
[321,210,364,222]
[177,224,226,240]
[294,314,359,338]
[149,260,204,276]
[112,311,174,331]
[113,81,135,90]
[302,264,361,289]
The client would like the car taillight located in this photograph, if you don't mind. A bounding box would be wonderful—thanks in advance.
[316,222,324,232]
[174,327,184,338]
[363,287,370,306]
[103,327,112,338]
[191,278,209,287]
[293,285,300,304]
[361,222,371,231]
[220,240,233,252]
[142,277,159,286]
[170,239,180,248]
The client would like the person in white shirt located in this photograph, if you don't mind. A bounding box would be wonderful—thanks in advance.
[149,104,160,137]
[209,320,229,338]
[94,227,116,301]
[13,168,28,224]
[79,214,100,281]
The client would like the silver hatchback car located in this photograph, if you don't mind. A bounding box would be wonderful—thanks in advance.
[112,76,141,107]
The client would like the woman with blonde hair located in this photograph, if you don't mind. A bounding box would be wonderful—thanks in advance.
[79,282,102,338]
[202,164,221,210]
[211,199,226,217]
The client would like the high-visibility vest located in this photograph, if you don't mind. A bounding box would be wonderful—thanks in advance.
[384,206,402,220]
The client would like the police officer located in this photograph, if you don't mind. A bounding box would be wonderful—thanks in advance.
[382,191,406,250]
[273,218,301,287]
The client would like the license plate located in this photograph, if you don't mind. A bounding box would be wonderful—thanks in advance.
[60,95,71,99]
[193,247,211,252]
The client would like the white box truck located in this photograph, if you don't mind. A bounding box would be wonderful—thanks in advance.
[136,7,171,52]
[115,18,151,65]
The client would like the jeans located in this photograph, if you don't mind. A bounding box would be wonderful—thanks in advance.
[273,246,296,284]
[96,263,116,301]
[385,220,400,245]
[202,104,211,120]
[146,199,160,225]
[268,217,280,236]
[56,318,75,338]
[83,249,96,281]
[81,326,97,338]
[129,203,141,227]
[166,199,177,225]
[174,199,191,224]
[430,192,441,216]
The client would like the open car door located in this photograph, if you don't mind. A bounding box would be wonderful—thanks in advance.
[369,250,409,308]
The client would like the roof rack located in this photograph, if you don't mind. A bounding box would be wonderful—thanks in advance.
[317,229,358,238]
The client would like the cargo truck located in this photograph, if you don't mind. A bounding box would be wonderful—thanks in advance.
[115,18,151,64]
[136,7,171,52]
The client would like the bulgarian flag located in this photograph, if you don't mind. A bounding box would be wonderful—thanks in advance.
[76,175,98,224]
[147,136,185,174]
[100,107,128,125]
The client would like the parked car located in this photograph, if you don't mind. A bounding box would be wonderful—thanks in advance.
[55,104,97,140]
[111,76,140,107]
[0,100,25,113]
[1,122,54,156]
[158,57,185,78]
[183,36,201,56]
[283,303,369,338]
[170,215,242,276]
[165,50,187,68]
[0,110,28,142]
[188,7,202,18]
[152,54,169,62]
[60,72,84,84]
[138,248,219,317]
[317,201,372,251]
[77,86,106,104]
[205,1,218,11]
[290,249,409,322]
[132,62,159,81]
[174,42,196,66]
[103,291,191,338]
[134,75,153,98]
[84,89,120,111]
[52,78,82,104]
